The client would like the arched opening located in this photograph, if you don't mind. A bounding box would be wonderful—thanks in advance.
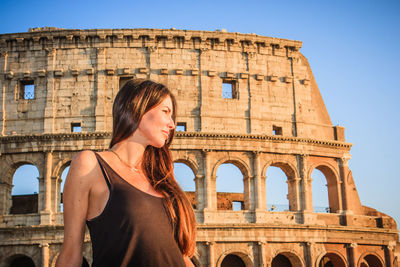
[60,166,70,212]
[9,255,35,267]
[311,165,341,213]
[361,254,383,267]
[11,164,39,214]
[82,257,89,267]
[271,254,292,267]
[312,169,330,213]
[174,162,196,209]
[266,166,289,212]
[216,163,244,210]
[221,254,246,267]
[318,253,346,267]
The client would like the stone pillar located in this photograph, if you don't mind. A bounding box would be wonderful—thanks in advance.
[43,48,56,133]
[338,155,351,213]
[288,177,301,211]
[194,174,204,210]
[258,241,266,267]
[304,242,314,267]
[207,241,215,267]
[203,150,216,210]
[385,243,395,267]
[0,50,8,135]
[40,152,53,224]
[40,243,50,267]
[0,181,13,215]
[95,47,106,132]
[346,243,357,267]
[299,154,313,212]
[253,151,265,210]
[243,174,252,210]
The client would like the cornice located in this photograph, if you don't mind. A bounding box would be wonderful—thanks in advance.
[0,131,351,149]
[0,28,302,53]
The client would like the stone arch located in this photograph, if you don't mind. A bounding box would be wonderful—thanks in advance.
[263,161,299,211]
[212,156,251,179]
[4,160,42,185]
[308,162,342,213]
[213,156,251,210]
[216,248,253,267]
[262,161,298,180]
[316,250,348,267]
[174,157,199,175]
[52,159,72,212]
[3,253,38,267]
[271,250,305,267]
[4,161,41,215]
[357,252,384,267]
[173,158,198,209]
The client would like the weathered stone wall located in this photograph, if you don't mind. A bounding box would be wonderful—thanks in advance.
[0,28,398,267]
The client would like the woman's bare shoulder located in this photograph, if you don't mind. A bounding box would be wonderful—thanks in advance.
[68,150,100,185]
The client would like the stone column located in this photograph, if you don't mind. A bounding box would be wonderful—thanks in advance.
[346,243,357,267]
[288,177,301,211]
[338,155,351,213]
[40,151,53,224]
[43,48,56,133]
[0,181,13,215]
[0,50,8,135]
[243,174,252,210]
[385,243,395,267]
[40,243,50,267]
[304,242,314,267]
[299,154,312,212]
[258,241,266,267]
[95,47,106,132]
[203,150,216,211]
[253,151,265,211]
[194,174,204,211]
[207,241,215,267]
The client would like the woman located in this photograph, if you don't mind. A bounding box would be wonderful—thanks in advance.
[56,79,196,267]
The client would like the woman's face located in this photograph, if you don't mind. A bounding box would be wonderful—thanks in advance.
[136,95,175,148]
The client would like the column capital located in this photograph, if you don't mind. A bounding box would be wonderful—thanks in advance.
[206,241,215,246]
[0,49,7,57]
[39,242,49,248]
[339,154,351,166]
[348,243,357,248]
[194,174,204,180]
[45,48,56,57]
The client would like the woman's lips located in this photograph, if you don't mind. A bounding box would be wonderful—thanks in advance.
[162,130,169,138]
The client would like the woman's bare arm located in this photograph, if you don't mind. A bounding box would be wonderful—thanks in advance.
[56,151,98,267]
[184,256,195,267]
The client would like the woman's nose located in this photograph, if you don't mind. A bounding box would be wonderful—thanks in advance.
[168,117,175,129]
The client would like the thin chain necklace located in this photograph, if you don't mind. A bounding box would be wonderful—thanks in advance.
[108,149,141,172]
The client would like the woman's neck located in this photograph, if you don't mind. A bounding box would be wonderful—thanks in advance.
[110,139,146,168]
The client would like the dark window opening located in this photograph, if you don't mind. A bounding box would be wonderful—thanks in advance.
[176,122,187,132]
[232,201,243,211]
[273,125,282,135]
[71,122,82,132]
[222,80,237,99]
[119,76,133,90]
[20,80,35,100]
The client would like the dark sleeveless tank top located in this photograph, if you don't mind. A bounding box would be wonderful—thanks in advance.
[86,153,186,267]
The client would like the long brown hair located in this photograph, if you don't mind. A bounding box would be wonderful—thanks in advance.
[109,79,196,256]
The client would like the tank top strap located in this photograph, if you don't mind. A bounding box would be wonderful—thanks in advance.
[94,152,112,189]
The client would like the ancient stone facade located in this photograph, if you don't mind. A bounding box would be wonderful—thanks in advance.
[0,28,398,267]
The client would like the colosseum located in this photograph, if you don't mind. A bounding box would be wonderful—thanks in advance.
[0,27,398,267]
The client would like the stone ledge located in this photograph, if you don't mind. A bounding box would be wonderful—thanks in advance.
[0,131,352,149]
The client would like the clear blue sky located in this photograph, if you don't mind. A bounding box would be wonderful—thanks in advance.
[2,0,399,225]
